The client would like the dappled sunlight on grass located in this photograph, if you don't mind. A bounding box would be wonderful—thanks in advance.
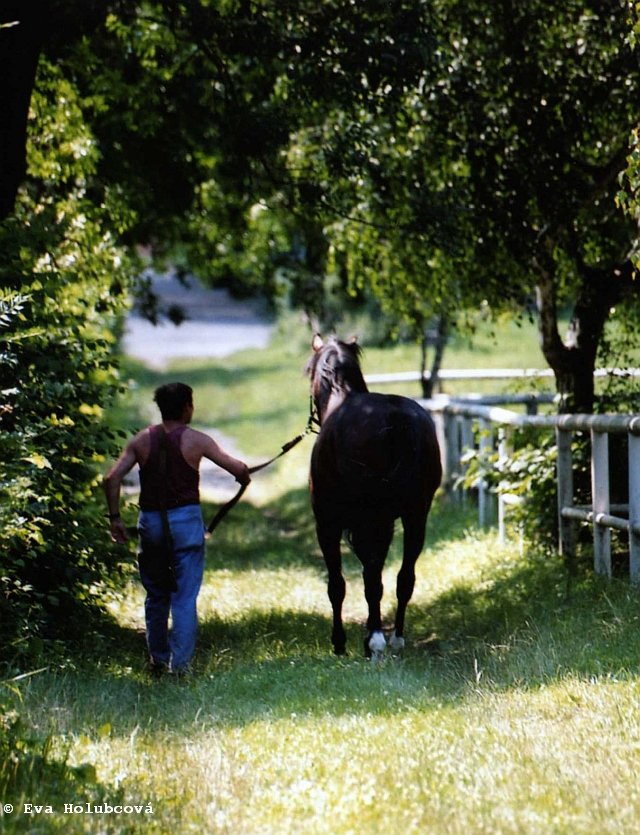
[10,495,640,834]
[13,330,640,834]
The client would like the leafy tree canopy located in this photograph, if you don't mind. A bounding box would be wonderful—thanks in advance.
[2,0,640,655]
[308,0,640,410]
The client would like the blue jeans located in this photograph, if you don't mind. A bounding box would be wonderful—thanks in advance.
[137,504,205,672]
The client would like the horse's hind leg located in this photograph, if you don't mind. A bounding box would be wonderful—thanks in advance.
[317,520,347,655]
[391,509,428,653]
[351,520,394,660]
[362,558,386,660]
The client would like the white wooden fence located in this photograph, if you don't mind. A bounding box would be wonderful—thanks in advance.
[365,367,640,386]
[365,367,640,580]
[422,396,640,583]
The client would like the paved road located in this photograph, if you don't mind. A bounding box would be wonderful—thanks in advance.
[123,271,274,499]
[123,271,273,369]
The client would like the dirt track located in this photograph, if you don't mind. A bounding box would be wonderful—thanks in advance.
[122,271,273,369]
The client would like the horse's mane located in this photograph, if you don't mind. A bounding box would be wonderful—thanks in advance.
[308,337,369,396]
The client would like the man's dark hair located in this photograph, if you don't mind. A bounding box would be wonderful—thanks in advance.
[153,382,193,421]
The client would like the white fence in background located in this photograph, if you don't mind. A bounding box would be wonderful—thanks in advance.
[421,395,640,583]
[365,367,640,581]
[365,367,640,386]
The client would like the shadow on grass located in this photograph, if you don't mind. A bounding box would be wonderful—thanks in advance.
[198,608,332,660]
[23,495,640,739]
[408,548,640,688]
[204,488,640,687]
[202,487,474,575]
[0,738,130,835]
[63,554,640,736]
[203,488,320,573]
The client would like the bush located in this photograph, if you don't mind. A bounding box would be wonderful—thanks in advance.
[0,61,135,659]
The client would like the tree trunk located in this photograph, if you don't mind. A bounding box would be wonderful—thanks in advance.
[0,1,49,221]
[535,256,634,413]
[420,313,448,398]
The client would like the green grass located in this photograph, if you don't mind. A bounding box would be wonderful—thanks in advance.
[4,499,640,834]
[3,315,640,834]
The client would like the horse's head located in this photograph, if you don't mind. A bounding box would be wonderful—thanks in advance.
[305,334,368,423]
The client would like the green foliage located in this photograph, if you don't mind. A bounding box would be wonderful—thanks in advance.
[22,1,640,400]
[276,1,639,322]
[478,432,561,551]
[47,1,443,333]
[0,676,118,829]
[618,124,640,244]
[0,60,134,657]
[596,298,640,411]
[617,2,640,265]
[459,423,595,554]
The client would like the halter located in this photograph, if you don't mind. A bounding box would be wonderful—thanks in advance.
[308,340,367,426]
[308,393,322,431]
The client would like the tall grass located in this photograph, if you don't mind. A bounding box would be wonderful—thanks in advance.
[3,316,640,834]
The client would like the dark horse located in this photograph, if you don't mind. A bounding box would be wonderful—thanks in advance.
[306,335,442,659]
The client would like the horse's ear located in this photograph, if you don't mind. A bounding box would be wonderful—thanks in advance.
[348,335,358,344]
[312,333,324,352]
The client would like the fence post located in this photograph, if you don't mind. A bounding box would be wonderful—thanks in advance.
[556,426,575,565]
[460,417,474,507]
[629,431,640,584]
[444,411,461,499]
[431,410,447,490]
[591,429,611,577]
[498,427,508,543]
[478,419,493,527]
[525,397,539,416]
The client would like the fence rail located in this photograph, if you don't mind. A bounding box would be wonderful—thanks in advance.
[420,394,640,583]
[365,367,640,386]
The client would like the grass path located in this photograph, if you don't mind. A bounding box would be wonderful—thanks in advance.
[6,485,640,834]
[4,320,640,833]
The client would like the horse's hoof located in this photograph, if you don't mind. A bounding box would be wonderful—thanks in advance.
[388,633,405,655]
[366,630,386,661]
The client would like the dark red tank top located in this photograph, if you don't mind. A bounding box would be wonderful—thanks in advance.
[139,425,200,511]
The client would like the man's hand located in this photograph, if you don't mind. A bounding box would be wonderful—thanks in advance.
[109,517,129,544]
[236,463,251,486]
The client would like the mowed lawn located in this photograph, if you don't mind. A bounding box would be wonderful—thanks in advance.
[4,317,640,834]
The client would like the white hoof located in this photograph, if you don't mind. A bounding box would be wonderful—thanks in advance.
[388,632,405,654]
[368,630,386,662]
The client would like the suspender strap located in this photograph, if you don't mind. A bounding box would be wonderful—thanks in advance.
[157,430,177,579]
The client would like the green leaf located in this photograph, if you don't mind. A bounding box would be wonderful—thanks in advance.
[23,454,52,470]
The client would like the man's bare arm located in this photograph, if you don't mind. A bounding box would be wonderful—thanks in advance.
[200,435,251,485]
[103,439,139,543]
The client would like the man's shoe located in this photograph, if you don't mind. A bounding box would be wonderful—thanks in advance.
[149,661,168,679]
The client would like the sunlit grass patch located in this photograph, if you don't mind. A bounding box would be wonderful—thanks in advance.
[9,509,640,835]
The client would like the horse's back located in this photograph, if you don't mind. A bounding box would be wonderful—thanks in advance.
[311,392,441,517]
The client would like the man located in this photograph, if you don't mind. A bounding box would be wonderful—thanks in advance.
[104,382,250,677]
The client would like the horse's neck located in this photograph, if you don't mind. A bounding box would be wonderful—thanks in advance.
[318,387,348,423]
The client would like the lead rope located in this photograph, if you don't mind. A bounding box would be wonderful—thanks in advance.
[205,404,320,537]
